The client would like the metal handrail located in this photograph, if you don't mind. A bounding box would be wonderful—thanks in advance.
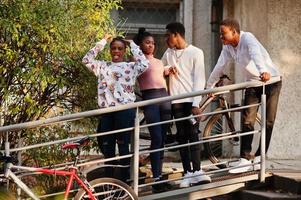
[0,78,280,133]
[0,77,280,198]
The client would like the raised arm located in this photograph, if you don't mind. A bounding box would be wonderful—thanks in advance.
[128,40,149,75]
[82,37,109,76]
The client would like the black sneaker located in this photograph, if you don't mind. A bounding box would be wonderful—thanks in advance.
[152,179,173,193]
[152,184,167,193]
[161,182,173,190]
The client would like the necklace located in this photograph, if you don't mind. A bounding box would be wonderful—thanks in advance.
[174,49,185,63]
[174,44,188,63]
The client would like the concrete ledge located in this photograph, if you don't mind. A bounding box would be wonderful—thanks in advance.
[273,172,301,194]
[241,190,301,200]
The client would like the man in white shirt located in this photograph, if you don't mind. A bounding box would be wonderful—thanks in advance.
[207,18,282,173]
[162,22,211,187]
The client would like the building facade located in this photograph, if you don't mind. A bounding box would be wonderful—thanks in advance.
[116,0,301,159]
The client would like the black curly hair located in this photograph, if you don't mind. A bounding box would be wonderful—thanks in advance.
[110,36,127,48]
[165,22,185,38]
[133,28,153,46]
[220,18,240,34]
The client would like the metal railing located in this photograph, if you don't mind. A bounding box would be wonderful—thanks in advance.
[0,77,281,198]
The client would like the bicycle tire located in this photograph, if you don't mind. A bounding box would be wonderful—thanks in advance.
[203,109,260,169]
[74,177,138,200]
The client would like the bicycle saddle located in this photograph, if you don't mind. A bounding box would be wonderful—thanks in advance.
[62,136,90,150]
[0,155,16,163]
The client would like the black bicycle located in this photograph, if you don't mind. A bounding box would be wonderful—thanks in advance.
[200,75,261,168]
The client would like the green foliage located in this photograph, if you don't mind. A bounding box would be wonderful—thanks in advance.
[0,0,121,144]
[0,0,122,195]
[0,187,16,200]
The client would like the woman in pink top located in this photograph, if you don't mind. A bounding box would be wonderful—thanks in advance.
[134,28,171,193]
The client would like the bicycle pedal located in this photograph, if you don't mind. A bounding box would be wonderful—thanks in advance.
[229,140,240,146]
[229,136,240,146]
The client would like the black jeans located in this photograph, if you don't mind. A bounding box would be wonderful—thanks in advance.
[97,109,135,182]
[241,80,282,157]
[172,103,201,173]
[141,88,171,178]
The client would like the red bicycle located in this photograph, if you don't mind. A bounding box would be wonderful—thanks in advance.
[0,136,138,200]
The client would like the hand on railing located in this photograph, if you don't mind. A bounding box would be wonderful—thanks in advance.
[259,72,270,82]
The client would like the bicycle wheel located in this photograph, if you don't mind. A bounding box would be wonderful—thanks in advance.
[203,110,234,169]
[74,178,138,200]
[203,109,261,169]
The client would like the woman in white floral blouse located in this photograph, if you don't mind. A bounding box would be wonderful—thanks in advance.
[82,34,149,182]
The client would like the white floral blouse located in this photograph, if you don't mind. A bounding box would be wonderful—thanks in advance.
[82,39,148,108]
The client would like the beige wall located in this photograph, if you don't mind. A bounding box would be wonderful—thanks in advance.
[192,0,212,79]
[186,0,300,159]
[224,0,301,159]
[189,0,212,134]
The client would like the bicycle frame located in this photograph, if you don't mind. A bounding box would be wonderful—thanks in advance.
[199,90,231,120]
[3,161,96,200]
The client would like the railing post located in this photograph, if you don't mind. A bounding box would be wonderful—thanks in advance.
[132,107,140,194]
[5,132,9,157]
[260,84,266,182]
[17,133,23,200]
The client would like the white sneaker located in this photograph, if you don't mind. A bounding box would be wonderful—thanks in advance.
[229,158,252,174]
[179,172,193,188]
[190,170,211,184]
[253,156,261,170]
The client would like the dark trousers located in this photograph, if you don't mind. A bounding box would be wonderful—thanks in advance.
[141,88,171,178]
[97,109,135,182]
[241,80,282,157]
[172,103,201,173]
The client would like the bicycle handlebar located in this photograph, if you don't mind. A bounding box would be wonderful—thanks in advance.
[199,75,231,112]
[215,75,231,87]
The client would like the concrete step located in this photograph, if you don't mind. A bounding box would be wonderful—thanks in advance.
[273,172,301,194]
[238,171,301,200]
[241,190,301,200]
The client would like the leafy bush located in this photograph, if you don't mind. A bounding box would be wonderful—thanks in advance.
[0,0,122,196]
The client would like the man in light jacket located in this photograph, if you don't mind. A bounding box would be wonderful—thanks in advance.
[206,18,282,173]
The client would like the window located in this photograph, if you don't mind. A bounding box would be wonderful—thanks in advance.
[114,0,180,57]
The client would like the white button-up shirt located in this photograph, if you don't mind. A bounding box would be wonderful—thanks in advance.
[207,31,281,88]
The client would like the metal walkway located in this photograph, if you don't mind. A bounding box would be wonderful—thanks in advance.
[0,78,282,199]
[140,169,301,200]
[139,171,264,200]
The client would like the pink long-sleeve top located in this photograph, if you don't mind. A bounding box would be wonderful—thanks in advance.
[138,54,167,90]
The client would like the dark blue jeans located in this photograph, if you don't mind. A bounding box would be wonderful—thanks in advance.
[241,80,282,157]
[172,103,201,173]
[97,109,135,182]
[141,88,171,178]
